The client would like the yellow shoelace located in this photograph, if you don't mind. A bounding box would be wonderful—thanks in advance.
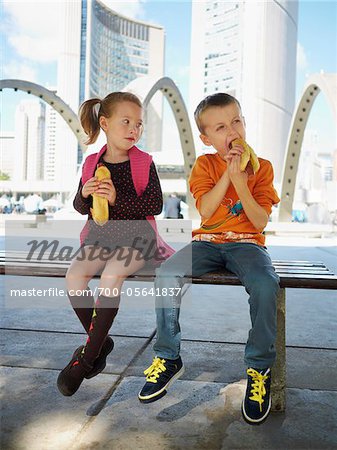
[247,368,269,412]
[144,357,166,383]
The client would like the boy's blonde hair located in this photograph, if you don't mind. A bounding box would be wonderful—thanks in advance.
[194,93,242,134]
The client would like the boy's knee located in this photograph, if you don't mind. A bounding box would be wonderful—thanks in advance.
[246,270,280,295]
[155,260,184,278]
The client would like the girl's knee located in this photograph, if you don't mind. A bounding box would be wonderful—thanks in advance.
[66,267,82,281]
[65,267,76,284]
[66,267,92,289]
[99,273,126,290]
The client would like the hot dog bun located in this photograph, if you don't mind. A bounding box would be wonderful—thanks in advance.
[90,164,111,226]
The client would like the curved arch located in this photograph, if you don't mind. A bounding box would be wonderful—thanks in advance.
[124,76,197,215]
[0,79,88,152]
[279,73,337,221]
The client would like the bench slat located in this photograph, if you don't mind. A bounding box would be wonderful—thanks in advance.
[2,251,337,290]
[0,257,326,267]
[1,257,332,273]
[0,256,327,270]
[2,264,337,289]
[1,262,333,276]
[192,273,337,290]
[0,251,326,266]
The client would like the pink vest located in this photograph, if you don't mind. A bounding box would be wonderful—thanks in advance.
[80,144,175,262]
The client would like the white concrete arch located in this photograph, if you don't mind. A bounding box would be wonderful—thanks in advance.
[0,79,87,152]
[279,73,337,221]
[125,76,197,214]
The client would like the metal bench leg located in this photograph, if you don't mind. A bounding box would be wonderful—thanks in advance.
[271,288,286,412]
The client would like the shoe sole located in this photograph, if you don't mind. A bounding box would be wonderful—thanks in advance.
[85,339,114,379]
[241,397,272,425]
[138,365,185,403]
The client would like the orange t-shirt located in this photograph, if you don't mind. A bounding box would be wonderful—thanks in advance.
[189,153,280,246]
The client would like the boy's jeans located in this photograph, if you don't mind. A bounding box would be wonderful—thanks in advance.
[153,241,280,369]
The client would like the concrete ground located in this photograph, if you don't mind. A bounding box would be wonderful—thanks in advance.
[1,227,337,449]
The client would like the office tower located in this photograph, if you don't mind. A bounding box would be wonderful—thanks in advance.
[13,100,45,182]
[57,0,165,171]
[0,132,15,180]
[44,97,57,182]
[190,1,298,183]
[333,149,337,182]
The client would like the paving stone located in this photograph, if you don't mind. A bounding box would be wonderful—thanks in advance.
[73,377,337,450]
[0,366,119,450]
[0,329,150,375]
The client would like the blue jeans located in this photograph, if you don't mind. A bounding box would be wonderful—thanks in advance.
[153,241,280,369]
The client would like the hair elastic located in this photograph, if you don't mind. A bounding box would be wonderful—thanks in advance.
[93,101,101,116]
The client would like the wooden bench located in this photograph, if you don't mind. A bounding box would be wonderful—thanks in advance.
[1,250,337,412]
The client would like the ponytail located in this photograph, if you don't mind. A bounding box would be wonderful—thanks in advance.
[79,98,101,145]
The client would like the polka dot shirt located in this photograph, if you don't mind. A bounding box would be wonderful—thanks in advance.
[73,160,163,260]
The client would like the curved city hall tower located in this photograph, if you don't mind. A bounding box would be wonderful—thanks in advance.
[189,1,298,184]
[57,0,164,190]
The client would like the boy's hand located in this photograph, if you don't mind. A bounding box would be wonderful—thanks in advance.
[228,155,248,188]
[223,141,244,164]
[94,178,117,206]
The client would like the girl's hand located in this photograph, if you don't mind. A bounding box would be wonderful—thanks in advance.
[94,178,117,206]
[228,155,248,188]
[82,177,99,198]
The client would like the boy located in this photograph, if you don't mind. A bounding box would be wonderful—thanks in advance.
[139,93,280,425]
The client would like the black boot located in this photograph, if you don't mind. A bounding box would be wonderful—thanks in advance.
[57,351,93,396]
[80,295,120,367]
[68,289,115,378]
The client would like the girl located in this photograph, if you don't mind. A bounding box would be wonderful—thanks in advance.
[57,92,174,396]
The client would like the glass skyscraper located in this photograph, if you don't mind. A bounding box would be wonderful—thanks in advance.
[57,0,164,168]
[89,0,152,98]
[190,1,298,184]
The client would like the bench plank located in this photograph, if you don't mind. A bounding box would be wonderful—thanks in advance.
[1,253,337,289]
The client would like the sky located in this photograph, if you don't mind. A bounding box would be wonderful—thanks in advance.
[1,0,336,156]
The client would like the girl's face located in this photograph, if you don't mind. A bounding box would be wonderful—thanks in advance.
[99,101,144,151]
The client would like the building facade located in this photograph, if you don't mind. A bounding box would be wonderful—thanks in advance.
[189,0,298,183]
[88,0,164,99]
[13,100,45,182]
[57,0,165,171]
[44,97,57,182]
[0,132,15,180]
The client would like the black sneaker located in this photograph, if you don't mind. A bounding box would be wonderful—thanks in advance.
[242,367,272,425]
[138,356,184,403]
[57,354,93,396]
[85,336,114,379]
[71,336,114,380]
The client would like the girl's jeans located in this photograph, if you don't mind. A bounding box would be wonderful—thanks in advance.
[153,241,280,369]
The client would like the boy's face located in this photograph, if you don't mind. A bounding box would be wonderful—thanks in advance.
[199,103,246,159]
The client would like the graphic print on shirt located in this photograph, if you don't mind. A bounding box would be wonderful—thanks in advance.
[200,197,244,231]
[227,199,244,217]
